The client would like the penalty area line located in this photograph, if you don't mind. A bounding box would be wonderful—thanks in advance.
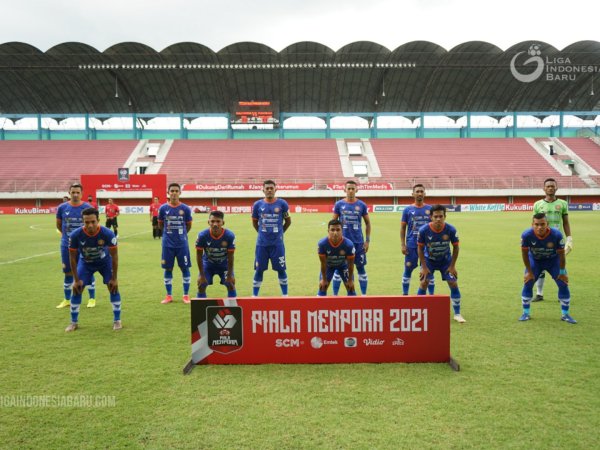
[0,231,149,265]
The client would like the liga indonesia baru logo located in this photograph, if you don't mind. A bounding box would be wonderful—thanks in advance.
[510,44,544,83]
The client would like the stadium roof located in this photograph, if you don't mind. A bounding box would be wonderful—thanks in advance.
[0,40,599,116]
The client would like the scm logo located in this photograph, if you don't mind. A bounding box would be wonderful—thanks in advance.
[275,338,301,348]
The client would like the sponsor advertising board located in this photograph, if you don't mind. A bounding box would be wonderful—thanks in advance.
[188,296,451,365]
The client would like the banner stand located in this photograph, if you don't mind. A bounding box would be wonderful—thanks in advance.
[183,295,460,374]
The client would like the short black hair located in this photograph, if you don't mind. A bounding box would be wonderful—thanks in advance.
[430,204,446,215]
[345,180,357,187]
[543,178,557,186]
[168,182,181,191]
[82,207,99,219]
[210,210,225,220]
[263,180,276,187]
[328,219,343,228]
[412,183,425,191]
[533,212,547,220]
[69,183,83,192]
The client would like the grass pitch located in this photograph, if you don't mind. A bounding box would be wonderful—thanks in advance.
[0,211,598,449]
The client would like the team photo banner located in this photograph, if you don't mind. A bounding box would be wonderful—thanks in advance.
[187,296,451,366]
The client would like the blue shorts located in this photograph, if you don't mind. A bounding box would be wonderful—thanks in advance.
[77,260,113,286]
[404,247,419,270]
[203,263,233,286]
[326,265,350,282]
[529,257,560,280]
[60,245,72,273]
[423,259,456,282]
[161,245,192,269]
[254,244,286,272]
[354,244,367,269]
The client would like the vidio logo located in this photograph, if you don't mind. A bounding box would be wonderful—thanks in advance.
[510,44,544,83]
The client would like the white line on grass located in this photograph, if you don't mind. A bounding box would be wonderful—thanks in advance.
[0,230,150,265]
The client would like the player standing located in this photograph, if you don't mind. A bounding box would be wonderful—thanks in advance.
[519,213,576,323]
[251,180,291,296]
[417,204,465,323]
[332,180,371,295]
[195,211,236,299]
[158,183,193,304]
[531,178,572,301]
[149,196,162,239]
[317,219,356,296]
[55,183,96,309]
[87,195,98,209]
[65,208,121,332]
[400,184,433,295]
[105,198,120,237]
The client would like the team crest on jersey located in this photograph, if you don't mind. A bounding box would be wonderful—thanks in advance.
[274,207,280,213]
[555,205,561,211]
[425,210,430,215]
[406,261,413,268]
[179,210,184,215]
[442,234,449,240]
[98,239,104,246]
[340,250,346,256]
[355,206,360,211]
[221,241,228,247]
[547,242,554,248]
[161,259,166,265]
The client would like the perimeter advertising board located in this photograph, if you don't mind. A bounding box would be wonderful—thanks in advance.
[187,296,451,366]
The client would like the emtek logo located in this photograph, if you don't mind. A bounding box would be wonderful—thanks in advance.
[510,44,544,83]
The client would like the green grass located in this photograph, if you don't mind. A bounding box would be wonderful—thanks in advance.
[0,212,598,449]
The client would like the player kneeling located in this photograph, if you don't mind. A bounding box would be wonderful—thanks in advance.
[65,208,122,332]
[317,220,356,296]
[195,211,237,299]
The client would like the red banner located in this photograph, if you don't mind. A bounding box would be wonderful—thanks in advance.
[188,296,451,365]
[182,183,315,192]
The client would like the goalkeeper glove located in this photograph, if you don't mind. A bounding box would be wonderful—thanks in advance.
[565,236,573,255]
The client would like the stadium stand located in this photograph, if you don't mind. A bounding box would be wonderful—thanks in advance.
[0,140,137,192]
[559,138,600,172]
[159,139,344,184]
[370,138,587,189]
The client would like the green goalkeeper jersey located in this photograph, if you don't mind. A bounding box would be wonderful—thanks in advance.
[533,198,568,231]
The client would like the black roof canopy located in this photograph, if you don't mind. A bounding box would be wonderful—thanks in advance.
[0,40,598,115]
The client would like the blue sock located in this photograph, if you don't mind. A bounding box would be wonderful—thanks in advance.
[110,292,121,321]
[417,287,426,295]
[253,271,263,296]
[317,290,326,296]
[427,279,435,295]
[88,276,96,300]
[557,280,571,315]
[450,286,461,314]
[277,270,288,295]
[332,272,342,296]
[70,293,82,322]
[402,267,413,295]
[164,270,173,295]
[64,275,73,301]
[357,267,368,295]
[182,268,191,295]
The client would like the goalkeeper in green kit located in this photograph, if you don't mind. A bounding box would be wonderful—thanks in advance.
[532,178,573,301]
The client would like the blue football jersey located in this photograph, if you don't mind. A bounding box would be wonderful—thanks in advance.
[56,201,92,246]
[402,204,432,248]
[521,227,565,261]
[68,225,117,265]
[318,236,355,268]
[417,223,459,263]
[158,202,193,249]
[252,198,289,246]
[195,228,236,267]
[333,199,369,244]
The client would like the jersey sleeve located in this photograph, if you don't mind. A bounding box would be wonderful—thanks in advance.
[450,225,459,244]
[68,229,78,250]
[401,208,409,224]
[317,238,326,255]
[185,205,192,223]
[227,230,236,251]
[251,201,259,220]
[105,228,118,248]
[345,239,356,258]
[56,204,63,220]
[332,201,341,216]
[417,225,426,246]
[195,231,204,249]
[361,201,369,217]
[158,205,165,222]
[561,200,569,216]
